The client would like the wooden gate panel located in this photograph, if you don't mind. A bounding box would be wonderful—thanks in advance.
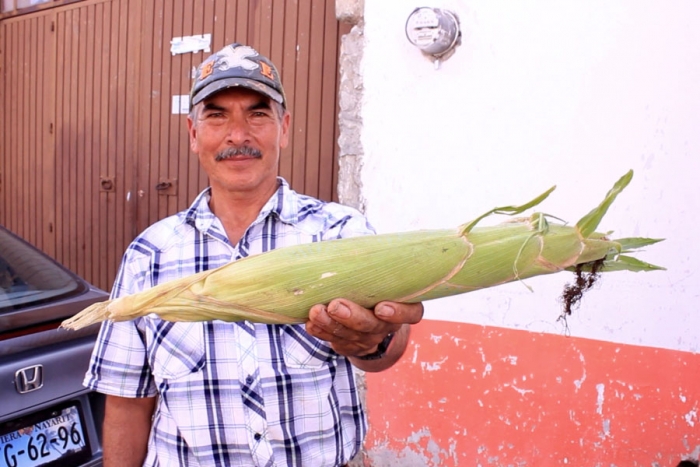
[51,0,141,288]
[94,0,113,290]
[0,14,55,255]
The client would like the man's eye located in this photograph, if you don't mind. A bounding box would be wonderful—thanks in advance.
[201,112,227,125]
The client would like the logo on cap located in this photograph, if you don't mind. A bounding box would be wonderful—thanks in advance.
[260,62,274,81]
[215,45,260,73]
[199,61,215,81]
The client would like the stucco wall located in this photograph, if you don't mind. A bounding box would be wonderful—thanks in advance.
[346,1,700,465]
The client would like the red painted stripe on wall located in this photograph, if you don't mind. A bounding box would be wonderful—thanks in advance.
[364,320,699,466]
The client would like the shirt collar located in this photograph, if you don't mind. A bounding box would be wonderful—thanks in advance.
[184,177,303,234]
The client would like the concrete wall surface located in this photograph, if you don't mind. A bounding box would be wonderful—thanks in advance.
[355,1,700,465]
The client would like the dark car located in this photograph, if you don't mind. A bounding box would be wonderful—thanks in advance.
[0,225,109,467]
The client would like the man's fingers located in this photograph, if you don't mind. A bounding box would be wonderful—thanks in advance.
[306,303,383,356]
[309,299,423,331]
[374,301,424,325]
[326,299,382,333]
[308,304,336,332]
[308,300,396,340]
[307,302,367,341]
[305,322,336,342]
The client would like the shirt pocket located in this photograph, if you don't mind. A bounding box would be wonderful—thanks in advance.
[280,325,336,370]
[148,321,206,381]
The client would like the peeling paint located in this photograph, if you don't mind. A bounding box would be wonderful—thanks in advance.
[596,383,605,415]
[369,427,457,466]
[505,383,534,397]
[429,334,443,344]
[498,414,512,426]
[684,408,698,427]
[406,428,431,444]
[691,444,700,459]
[482,363,492,377]
[600,419,611,439]
[502,355,518,365]
[574,351,587,392]
[421,356,448,372]
[569,410,581,426]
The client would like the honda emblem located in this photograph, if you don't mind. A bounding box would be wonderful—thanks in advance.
[15,365,44,394]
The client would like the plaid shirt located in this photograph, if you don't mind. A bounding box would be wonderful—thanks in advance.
[85,179,375,467]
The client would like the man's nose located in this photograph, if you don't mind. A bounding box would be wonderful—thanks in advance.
[225,119,251,145]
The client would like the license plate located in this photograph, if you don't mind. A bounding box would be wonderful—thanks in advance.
[1,403,90,467]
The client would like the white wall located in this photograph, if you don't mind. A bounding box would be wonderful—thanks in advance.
[360,0,700,352]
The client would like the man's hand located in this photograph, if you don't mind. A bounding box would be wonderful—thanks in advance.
[305,299,424,372]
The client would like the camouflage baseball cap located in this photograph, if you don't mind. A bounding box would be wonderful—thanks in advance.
[190,43,287,108]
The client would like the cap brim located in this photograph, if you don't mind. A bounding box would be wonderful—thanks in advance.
[191,77,285,107]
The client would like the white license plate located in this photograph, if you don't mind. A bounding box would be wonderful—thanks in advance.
[1,405,89,467]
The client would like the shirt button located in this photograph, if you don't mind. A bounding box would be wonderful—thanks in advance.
[254,433,262,441]
[245,375,253,385]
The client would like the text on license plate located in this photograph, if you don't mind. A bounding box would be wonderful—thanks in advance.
[1,405,87,467]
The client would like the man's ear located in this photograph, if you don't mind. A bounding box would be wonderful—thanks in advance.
[279,111,291,149]
[187,115,199,153]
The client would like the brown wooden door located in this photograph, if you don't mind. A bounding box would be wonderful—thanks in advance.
[1,0,348,292]
[0,12,57,256]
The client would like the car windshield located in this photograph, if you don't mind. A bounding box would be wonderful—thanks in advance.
[0,228,84,312]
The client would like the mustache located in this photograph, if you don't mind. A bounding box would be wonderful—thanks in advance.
[215,146,263,161]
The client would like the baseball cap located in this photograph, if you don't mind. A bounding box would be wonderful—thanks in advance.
[190,43,287,108]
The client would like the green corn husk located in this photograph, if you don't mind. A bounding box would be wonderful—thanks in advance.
[61,170,664,330]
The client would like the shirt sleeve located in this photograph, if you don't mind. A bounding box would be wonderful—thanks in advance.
[323,203,376,240]
[83,245,157,398]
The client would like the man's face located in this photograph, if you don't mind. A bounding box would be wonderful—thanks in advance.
[187,87,290,198]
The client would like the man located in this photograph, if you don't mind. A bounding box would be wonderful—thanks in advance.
[85,43,424,467]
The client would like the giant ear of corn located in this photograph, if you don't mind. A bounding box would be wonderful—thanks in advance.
[61,170,664,330]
